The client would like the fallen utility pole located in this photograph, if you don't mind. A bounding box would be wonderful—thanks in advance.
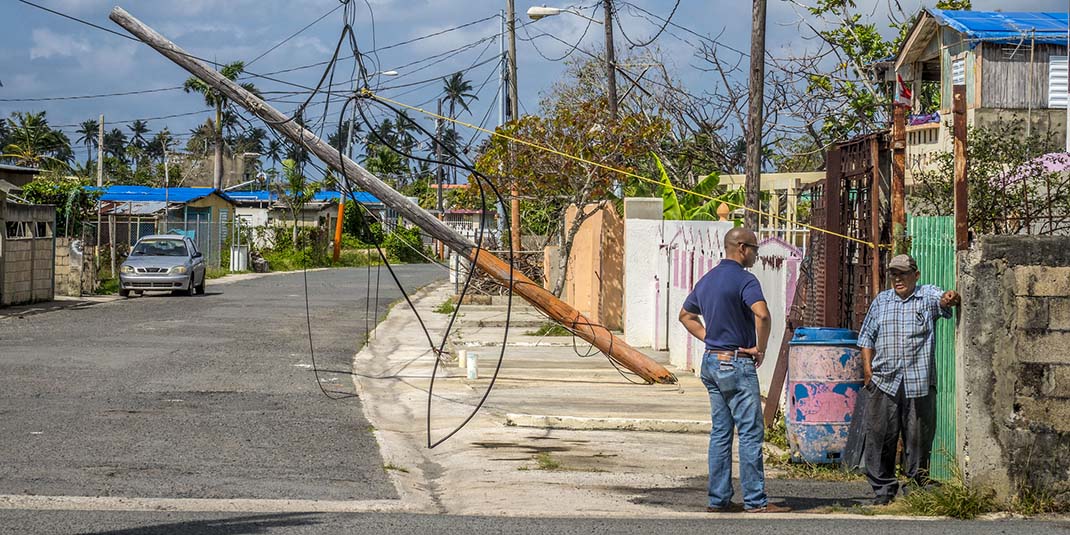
[109,7,676,385]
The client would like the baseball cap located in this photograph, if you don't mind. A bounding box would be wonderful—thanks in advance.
[888,254,918,272]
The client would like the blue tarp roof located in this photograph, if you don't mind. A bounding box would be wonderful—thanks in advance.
[224,190,382,205]
[931,9,1070,45]
[96,185,234,204]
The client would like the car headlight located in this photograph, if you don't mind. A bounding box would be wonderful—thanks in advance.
[120,265,134,274]
[171,265,188,274]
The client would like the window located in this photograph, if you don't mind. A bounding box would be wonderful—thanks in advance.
[1049,56,1068,108]
[5,221,31,239]
[951,57,966,85]
[35,222,52,238]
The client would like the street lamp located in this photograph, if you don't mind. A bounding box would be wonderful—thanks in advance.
[526,6,602,24]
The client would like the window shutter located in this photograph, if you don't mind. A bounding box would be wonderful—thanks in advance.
[1049,56,1068,108]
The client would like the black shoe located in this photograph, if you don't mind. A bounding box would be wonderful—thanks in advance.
[873,495,894,506]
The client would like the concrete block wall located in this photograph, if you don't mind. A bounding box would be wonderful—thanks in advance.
[53,237,93,297]
[958,236,1070,500]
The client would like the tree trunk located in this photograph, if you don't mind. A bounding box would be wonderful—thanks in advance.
[213,102,223,189]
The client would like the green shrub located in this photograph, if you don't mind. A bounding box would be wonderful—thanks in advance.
[96,278,119,295]
[433,299,455,314]
[525,322,571,337]
[383,225,430,264]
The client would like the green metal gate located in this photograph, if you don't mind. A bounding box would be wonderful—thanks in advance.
[908,215,956,481]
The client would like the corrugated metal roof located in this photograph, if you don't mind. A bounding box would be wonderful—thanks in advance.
[95,185,235,204]
[225,190,382,205]
[0,164,42,173]
[100,200,166,216]
[931,9,1070,44]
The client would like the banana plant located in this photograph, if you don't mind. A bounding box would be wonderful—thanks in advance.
[654,154,746,221]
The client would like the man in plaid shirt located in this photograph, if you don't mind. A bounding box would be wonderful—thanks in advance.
[857,254,961,505]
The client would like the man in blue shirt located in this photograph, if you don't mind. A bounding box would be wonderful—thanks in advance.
[679,227,789,514]
[858,254,961,505]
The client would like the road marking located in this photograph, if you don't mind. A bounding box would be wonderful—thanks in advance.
[0,495,417,513]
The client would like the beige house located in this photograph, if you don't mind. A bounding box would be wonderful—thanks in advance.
[890,9,1070,180]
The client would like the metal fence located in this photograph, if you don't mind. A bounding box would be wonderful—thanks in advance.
[82,216,250,277]
[909,215,957,481]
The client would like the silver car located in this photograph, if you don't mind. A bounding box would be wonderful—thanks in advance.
[119,235,206,297]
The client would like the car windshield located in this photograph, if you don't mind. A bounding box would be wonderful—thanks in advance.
[131,239,189,257]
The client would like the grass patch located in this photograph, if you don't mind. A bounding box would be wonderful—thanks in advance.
[896,464,996,519]
[525,322,572,337]
[206,268,246,280]
[534,452,562,471]
[96,278,118,295]
[383,463,409,473]
[765,451,864,482]
[765,411,788,450]
[433,299,455,314]
[1008,485,1067,515]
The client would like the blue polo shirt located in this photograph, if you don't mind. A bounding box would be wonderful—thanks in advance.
[682,259,766,351]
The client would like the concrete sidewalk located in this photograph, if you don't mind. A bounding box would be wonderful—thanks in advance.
[352,280,881,517]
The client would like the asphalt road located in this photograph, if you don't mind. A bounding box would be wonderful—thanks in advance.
[0,511,1068,535]
[0,268,439,507]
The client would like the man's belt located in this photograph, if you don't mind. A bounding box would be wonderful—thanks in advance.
[706,350,752,361]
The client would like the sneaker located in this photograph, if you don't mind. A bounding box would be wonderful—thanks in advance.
[744,503,792,513]
[873,495,894,506]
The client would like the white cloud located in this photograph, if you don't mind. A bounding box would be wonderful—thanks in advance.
[29,28,90,59]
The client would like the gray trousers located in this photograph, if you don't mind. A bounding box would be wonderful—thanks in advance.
[862,383,937,498]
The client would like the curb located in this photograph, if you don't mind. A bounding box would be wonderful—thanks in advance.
[505,413,711,434]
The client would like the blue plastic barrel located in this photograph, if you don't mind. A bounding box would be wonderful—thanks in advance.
[785,327,863,464]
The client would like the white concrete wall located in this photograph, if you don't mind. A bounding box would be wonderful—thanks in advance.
[623,205,801,396]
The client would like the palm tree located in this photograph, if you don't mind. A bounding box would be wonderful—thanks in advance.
[103,128,128,163]
[75,119,99,167]
[184,60,260,188]
[442,72,477,182]
[265,138,283,170]
[327,119,362,158]
[2,111,70,168]
[128,119,150,149]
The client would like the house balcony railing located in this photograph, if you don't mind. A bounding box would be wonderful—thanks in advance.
[905,122,947,180]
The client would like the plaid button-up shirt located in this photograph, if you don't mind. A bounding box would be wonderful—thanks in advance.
[857,284,953,399]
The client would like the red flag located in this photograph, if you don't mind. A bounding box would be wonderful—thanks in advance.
[896,74,913,107]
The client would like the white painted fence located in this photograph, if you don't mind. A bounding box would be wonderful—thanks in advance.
[624,212,802,395]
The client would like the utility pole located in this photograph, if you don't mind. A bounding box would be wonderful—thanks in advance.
[96,114,104,265]
[109,6,676,385]
[892,105,907,254]
[744,0,767,229]
[506,0,521,254]
[436,97,446,259]
[163,136,170,233]
[603,0,618,122]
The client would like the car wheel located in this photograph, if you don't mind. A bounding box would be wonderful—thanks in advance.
[195,274,206,295]
[119,289,130,298]
[185,274,196,296]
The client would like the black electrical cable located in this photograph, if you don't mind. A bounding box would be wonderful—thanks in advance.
[246,1,347,67]
[352,95,517,448]
[615,0,679,50]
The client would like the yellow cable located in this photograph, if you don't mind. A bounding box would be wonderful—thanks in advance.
[366,90,886,250]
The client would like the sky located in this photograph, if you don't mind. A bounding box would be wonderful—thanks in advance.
[1,0,1067,174]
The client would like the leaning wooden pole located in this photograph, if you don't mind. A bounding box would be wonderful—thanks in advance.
[109,7,676,384]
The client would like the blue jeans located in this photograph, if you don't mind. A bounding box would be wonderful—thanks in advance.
[700,350,767,509]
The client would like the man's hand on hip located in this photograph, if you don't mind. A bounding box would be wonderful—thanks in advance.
[740,346,765,368]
